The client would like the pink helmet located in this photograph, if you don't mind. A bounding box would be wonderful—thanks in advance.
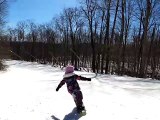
[65,65,74,74]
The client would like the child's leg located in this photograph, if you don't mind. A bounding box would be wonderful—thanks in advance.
[72,90,85,112]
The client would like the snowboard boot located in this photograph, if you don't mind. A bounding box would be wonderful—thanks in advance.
[76,106,85,113]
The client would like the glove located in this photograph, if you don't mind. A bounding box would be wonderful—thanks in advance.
[87,78,91,81]
[56,87,59,91]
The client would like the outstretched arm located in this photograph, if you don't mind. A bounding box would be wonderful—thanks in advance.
[76,75,91,81]
[56,80,65,91]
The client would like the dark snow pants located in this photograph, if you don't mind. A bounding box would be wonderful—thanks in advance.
[72,90,83,107]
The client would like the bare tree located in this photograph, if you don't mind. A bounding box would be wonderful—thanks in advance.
[16,21,27,42]
[54,14,70,66]
[64,7,82,68]
[121,0,134,74]
[0,0,8,70]
[26,21,38,61]
[135,0,160,77]
[110,0,120,74]
[0,0,7,34]
[81,0,98,72]
[104,0,112,74]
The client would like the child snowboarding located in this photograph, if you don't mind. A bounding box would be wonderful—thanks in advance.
[56,65,91,113]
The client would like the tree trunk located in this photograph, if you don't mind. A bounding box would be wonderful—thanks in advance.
[105,0,111,74]
[140,0,151,77]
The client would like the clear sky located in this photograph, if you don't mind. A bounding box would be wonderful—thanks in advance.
[8,0,78,27]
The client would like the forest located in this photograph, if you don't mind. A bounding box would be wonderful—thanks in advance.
[1,0,160,79]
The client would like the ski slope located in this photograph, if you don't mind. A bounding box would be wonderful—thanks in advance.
[0,60,160,120]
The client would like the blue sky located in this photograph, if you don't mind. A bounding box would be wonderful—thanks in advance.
[8,0,78,27]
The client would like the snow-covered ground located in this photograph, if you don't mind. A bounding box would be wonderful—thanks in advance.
[0,60,160,120]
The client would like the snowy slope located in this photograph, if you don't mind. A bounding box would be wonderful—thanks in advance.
[0,60,160,120]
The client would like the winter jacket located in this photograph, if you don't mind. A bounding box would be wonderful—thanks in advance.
[56,73,91,94]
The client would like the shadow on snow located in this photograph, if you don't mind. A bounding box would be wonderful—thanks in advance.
[51,107,85,120]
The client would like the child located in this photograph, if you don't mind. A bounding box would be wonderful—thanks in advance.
[56,65,91,113]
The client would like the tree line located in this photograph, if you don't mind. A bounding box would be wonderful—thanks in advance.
[0,0,8,70]
[1,0,160,79]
